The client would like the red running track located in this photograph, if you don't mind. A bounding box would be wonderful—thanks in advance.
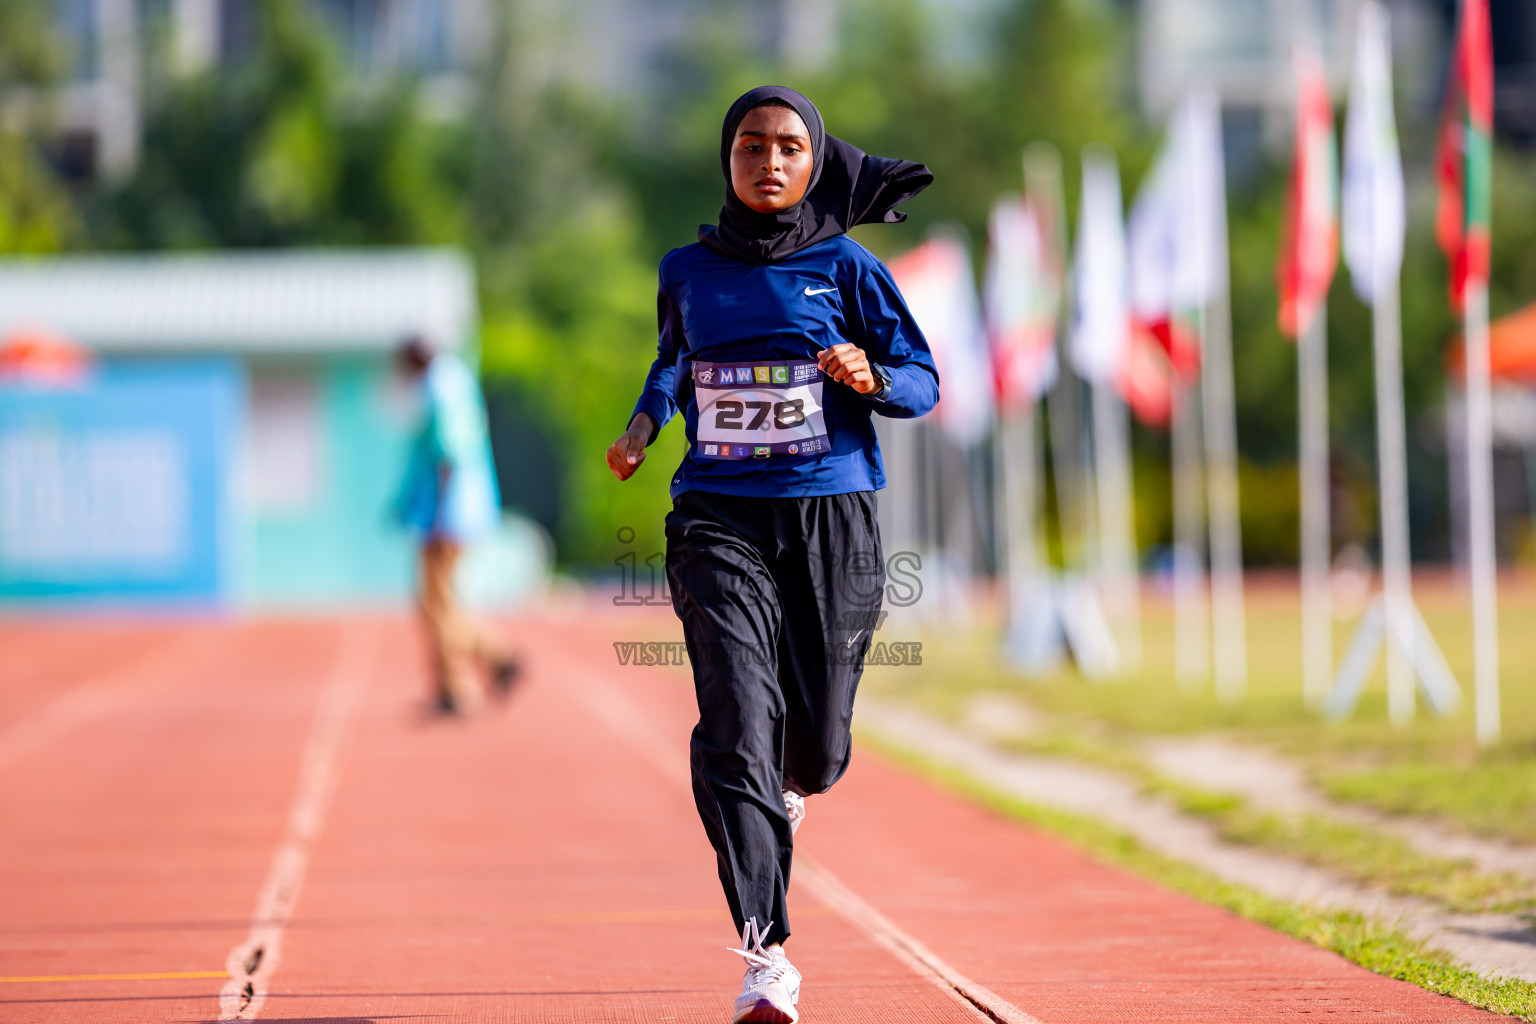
[0,609,1512,1023]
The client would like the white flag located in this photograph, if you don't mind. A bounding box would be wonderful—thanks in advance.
[1128,136,1179,325]
[1071,148,1130,387]
[1129,88,1228,321]
[889,233,995,447]
[1183,88,1230,309]
[1342,0,1405,305]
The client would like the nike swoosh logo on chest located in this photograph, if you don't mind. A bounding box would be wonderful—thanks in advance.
[803,286,837,297]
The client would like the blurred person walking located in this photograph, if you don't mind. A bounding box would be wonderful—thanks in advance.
[394,335,519,715]
[606,86,937,1023]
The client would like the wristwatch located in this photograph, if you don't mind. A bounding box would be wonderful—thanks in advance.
[867,363,893,402]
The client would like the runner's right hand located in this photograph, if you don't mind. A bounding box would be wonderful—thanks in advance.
[606,414,654,481]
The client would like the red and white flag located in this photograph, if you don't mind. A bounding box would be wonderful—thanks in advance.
[984,196,1058,412]
[888,233,994,447]
[1278,44,1338,339]
[1125,89,1227,425]
[1073,147,1174,426]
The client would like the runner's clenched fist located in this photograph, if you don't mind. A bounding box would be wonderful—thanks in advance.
[606,413,654,481]
[816,343,879,394]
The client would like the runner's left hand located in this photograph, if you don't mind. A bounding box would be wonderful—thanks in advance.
[817,343,878,394]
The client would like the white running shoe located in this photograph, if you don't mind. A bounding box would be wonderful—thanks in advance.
[783,791,805,836]
[728,918,801,1024]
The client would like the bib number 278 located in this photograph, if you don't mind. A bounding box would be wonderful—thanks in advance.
[692,358,827,459]
[713,398,806,431]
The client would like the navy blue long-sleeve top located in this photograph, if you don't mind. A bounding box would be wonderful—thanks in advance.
[630,235,940,499]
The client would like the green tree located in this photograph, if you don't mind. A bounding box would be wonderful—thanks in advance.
[468,10,675,563]
[0,0,76,254]
[90,0,460,249]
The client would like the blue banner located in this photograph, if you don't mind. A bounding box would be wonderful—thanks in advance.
[0,359,242,606]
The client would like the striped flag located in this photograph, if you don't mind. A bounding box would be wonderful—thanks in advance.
[1277,44,1338,338]
[1342,0,1405,306]
[1436,0,1494,313]
[984,195,1059,411]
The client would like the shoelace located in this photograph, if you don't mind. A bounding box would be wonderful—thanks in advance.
[727,917,791,982]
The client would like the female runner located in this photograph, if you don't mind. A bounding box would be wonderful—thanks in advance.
[606,85,938,1023]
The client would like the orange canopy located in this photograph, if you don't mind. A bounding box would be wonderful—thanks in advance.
[1446,301,1536,385]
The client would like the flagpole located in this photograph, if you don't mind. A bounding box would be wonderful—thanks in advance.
[994,411,1012,618]
[1465,280,1500,745]
[1074,145,1139,670]
[1028,146,1082,575]
[1012,410,1041,586]
[1000,408,1041,634]
[1325,274,1461,724]
[1093,380,1142,669]
[924,420,942,601]
[1047,352,1081,569]
[951,434,977,589]
[1299,308,1332,707]
[1172,371,1208,687]
[1204,287,1248,702]
[1093,380,1142,668]
[1373,275,1415,725]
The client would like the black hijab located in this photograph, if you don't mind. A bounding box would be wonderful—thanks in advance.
[699,85,933,265]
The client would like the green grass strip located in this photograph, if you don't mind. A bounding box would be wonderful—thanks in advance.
[1321,759,1536,847]
[862,734,1536,1022]
[1006,724,1534,915]
[1218,808,1535,915]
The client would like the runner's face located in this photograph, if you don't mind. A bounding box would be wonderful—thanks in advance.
[730,105,813,214]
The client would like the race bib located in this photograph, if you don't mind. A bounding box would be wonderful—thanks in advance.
[692,359,828,459]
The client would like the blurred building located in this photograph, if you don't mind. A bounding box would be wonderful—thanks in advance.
[1133,0,1536,165]
[26,0,1536,185]
[0,248,476,608]
[1134,0,1431,180]
[28,0,841,184]
[35,0,493,182]
[509,0,839,96]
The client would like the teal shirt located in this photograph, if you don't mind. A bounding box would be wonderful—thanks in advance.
[396,354,501,541]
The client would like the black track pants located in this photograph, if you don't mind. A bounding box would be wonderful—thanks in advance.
[665,489,885,947]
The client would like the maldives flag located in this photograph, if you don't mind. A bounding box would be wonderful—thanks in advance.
[1436,0,1493,313]
[1277,44,1338,339]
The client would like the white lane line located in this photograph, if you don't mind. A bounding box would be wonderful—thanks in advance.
[0,633,216,773]
[217,624,375,1020]
[567,667,1043,1024]
[792,859,1044,1024]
